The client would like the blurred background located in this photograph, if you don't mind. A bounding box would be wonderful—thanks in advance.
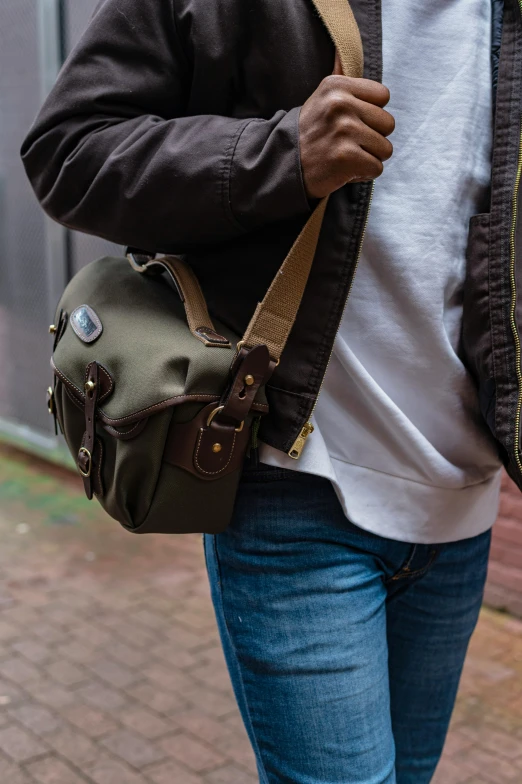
[1,2,521,783]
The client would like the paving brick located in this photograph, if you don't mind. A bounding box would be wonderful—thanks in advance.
[2,451,522,784]
[11,640,51,665]
[119,706,173,740]
[0,657,41,685]
[164,626,207,651]
[455,747,522,782]
[71,623,112,648]
[431,757,474,784]
[204,763,259,784]
[146,759,204,784]
[0,621,19,642]
[171,710,238,746]
[190,661,232,691]
[26,755,88,784]
[0,724,48,762]
[141,662,192,694]
[46,659,89,687]
[150,643,196,669]
[0,753,33,784]
[129,609,166,631]
[22,680,75,710]
[8,704,63,735]
[30,623,68,645]
[56,640,98,665]
[179,684,238,719]
[460,726,522,761]
[86,657,139,689]
[0,677,25,705]
[86,754,149,784]
[126,682,189,716]
[45,726,98,767]
[106,621,157,649]
[77,681,128,712]
[160,732,227,773]
[103,641,149,669]
[101,729,165,769]
[60,704,118,738]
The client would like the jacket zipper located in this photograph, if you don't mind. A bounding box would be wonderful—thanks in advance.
[288,182,375,458]
[509,0,522,476]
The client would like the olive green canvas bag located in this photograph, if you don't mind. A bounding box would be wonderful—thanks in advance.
[47,0,363,534]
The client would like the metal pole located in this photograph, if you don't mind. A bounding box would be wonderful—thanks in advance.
[37,0,69,316]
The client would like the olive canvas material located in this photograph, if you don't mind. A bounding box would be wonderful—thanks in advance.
[47,0,364,535]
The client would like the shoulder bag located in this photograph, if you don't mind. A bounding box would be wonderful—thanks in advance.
[47,0,364,534]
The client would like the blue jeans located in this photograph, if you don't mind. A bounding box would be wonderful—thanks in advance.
[204,465,491,784]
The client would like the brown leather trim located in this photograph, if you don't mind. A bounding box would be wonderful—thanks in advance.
[144,257,231,347]
[103,419,149,440]
[70,305,103,344]
[52,358,269,427]
[78,362,100,500]
[219,345,271,424]
[194,326,231,346]
[164,403,251,481]
[84,363,114,403]
[53,309,68,352]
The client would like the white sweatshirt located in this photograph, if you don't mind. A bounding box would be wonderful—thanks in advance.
[261,0,503,543]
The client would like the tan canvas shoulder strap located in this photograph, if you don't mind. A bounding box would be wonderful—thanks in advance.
[241,0,363,362]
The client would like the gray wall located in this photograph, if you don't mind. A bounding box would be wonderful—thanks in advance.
[0,0,119,449]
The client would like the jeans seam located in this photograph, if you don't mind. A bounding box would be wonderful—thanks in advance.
[387,548,439,583]
[210,535,271,784]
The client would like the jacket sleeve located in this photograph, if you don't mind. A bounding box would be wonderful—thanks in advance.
[20,0,311,252]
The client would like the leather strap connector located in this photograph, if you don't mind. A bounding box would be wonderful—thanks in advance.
[78,362,101,500]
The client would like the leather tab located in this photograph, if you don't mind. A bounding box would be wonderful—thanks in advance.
[219,345,271,425]
[194,420,238,476]
[85,363,114,403]
[78,362,100,500]
[164,403,251,481]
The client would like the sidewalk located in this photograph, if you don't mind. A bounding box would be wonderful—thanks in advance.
[0,445,521,784]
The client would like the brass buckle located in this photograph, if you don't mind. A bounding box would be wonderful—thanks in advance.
[206,405,244,433]
[46,387,55,416]
[78,447,92,478]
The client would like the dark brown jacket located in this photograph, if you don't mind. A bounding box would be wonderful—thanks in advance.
[21,0,522,488]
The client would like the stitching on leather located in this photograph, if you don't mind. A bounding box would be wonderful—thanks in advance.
[104,420,144,437]
[94,438,103,497]
[53,361,269,423]
[194,428,237,475]
[84,362,114,399]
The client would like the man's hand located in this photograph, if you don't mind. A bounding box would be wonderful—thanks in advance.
[299,52,395,200]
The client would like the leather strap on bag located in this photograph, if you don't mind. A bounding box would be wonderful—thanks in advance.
[144,256,231,347]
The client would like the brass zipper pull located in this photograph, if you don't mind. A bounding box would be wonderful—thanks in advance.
[288,422,315,460]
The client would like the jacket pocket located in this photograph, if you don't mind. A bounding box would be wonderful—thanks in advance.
[462,213,496,433]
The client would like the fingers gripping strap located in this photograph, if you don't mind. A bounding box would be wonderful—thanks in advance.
[241,0,364,362]
[313,0,364,80]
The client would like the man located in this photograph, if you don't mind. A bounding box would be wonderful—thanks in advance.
[22,0,518,781]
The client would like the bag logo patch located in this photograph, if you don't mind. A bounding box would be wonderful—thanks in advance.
[70,305,103,344]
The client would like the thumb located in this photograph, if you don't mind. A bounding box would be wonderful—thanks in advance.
[333,50,343,75]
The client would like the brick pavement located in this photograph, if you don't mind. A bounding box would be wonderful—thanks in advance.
[0,444,521,784]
